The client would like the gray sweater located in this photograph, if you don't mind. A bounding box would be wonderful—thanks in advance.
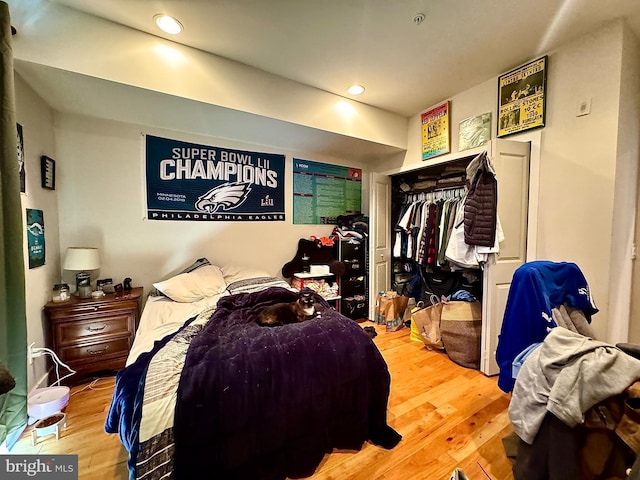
[509,327,640,444]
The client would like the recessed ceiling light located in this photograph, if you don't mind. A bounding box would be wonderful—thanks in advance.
[154,14,183,35]
[348,85,365,95]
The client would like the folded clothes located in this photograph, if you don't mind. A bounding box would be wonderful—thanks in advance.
[447,290,477,302]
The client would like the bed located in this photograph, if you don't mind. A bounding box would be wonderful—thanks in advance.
[105,261,401,480]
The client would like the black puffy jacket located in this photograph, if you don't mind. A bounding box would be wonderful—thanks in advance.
[464,152,497,247]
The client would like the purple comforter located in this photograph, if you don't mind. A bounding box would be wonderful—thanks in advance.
[173,287,400,479]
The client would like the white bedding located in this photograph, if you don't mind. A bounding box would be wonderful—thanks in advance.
[127,292,228,365]
[128,268,295,366]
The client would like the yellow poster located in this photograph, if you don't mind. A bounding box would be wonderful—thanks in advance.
[421,101,450,160]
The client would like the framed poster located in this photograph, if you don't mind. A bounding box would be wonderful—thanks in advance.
[459,112,491,151]
[41,155,56,190]
[497,56,547,138]
[421,101,450,160]
[26,208,45,269]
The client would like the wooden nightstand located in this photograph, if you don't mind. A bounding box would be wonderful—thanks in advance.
[43,287,143,385]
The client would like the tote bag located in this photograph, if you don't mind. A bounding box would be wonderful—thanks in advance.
[384,295,410,332]
[410,302,445,349]
[440,301,482,369]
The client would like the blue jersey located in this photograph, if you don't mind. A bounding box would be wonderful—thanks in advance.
[496,261,598,392]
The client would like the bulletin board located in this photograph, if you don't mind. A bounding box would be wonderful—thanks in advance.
[293,159,362,225]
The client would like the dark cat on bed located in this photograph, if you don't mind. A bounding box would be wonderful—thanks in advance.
[257,291,317,326]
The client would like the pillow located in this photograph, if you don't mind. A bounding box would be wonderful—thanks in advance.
[220,264,271,284]
[226,277,293,295]
[150,258,212,297]
[180,257,211,274]
[153,265,226,302]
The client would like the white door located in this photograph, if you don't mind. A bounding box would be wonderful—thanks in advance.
[481,139,530,375]
[368,173,391,320]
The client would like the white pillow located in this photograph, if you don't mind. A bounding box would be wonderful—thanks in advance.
[220,264,271,284]
[153,265,227,302]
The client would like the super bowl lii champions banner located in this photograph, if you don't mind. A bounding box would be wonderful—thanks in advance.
[145,135,285,221]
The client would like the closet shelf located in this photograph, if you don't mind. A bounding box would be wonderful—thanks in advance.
[411,182,466,193]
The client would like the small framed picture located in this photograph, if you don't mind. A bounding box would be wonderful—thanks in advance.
[459,112,491,151]
[40,155,56,190]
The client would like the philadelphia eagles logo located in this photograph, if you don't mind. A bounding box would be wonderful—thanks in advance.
[27,222,44,236]
[195,182,252,213]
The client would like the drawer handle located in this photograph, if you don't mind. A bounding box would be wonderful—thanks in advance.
[87,346,109,355]
[86,324,107,332]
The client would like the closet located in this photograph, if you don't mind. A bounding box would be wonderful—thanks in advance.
[370,139,531,375]
[390,157,476,301]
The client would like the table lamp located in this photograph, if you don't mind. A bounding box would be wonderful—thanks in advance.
[63,247,100,298]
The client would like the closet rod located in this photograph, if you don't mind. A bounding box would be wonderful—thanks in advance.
[405,183,466,194]
[404,186,465,203]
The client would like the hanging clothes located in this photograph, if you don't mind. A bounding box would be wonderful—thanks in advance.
[444,195,477,268]
[443,152,505,269]
[437,198,458,266]
[408,201,424,260]
[464,152,498,247]
[393,187,468,271]
[424,202,438,268]
[444,194,504,270]
[393,200,416,258]
[415,199,429,263]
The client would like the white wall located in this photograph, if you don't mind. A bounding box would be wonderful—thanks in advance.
[609,25,640,344]
[622,21,640,344]
[15,75,60,391]
[391,20,639,342]
[53,113,370,295]
[532,21,623,341]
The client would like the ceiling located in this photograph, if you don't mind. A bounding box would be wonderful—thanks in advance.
[7,0,640,163]
[39,0,640,118]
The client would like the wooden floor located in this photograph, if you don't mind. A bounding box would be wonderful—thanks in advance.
[13,322,515,480]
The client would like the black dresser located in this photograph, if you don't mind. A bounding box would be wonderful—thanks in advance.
[334,237,368,320]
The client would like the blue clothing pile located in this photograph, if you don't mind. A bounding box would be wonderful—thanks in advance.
[496,261,598,392]
[448,290,477,302]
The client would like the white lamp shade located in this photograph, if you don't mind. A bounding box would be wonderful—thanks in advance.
[63,247,100,271]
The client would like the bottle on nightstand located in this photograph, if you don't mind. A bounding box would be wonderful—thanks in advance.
[51,284,70,303]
